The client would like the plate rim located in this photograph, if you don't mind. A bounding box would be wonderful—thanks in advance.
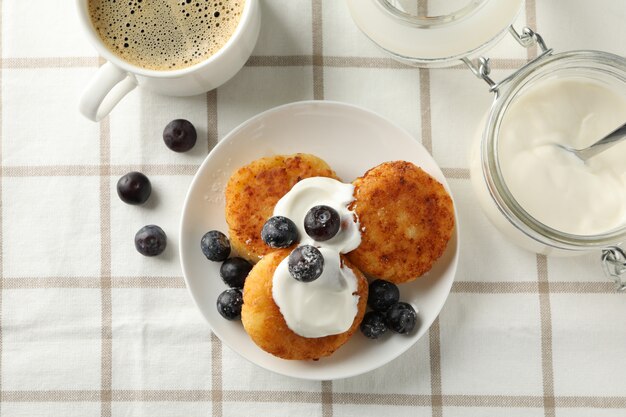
[179,99,460,380]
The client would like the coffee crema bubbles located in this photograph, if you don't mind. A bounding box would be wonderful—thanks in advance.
[88,0,244,71]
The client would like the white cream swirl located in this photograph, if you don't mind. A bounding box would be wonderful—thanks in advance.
[273,177,361,253]
[271,177,362,338]
[272,247,359,338]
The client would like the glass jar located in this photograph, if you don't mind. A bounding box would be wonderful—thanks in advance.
[345,0,626,289]
[469,50,626,290]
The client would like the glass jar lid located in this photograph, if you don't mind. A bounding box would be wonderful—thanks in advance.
[345,0,523,67]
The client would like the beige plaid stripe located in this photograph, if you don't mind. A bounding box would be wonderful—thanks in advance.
[99,117,113,417]
[538,255,556,417]
[2,390,626,408]
[0,277,615,293]
[441,168,470,179]
[414,5,444,408]
[322,380,333,417]
[247,55,312,66]
[211,333,223,417]
[313,4,334,414]
[417,1,428,18]
[0,55,538,70]
[2,164,199,176]
[206,84,222,417]
[207,89,218,152]
[429,319,443,417]
[1,276,184,289]
[452,281,618,294]
[415,2,445,410]
[528,5,557,417]
[0,0,4,408]
[525,0,539,60]
[0,56,103,68]
[419,69,433,154]
[312,0,324,100]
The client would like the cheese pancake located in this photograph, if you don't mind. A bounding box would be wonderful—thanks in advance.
[347,161,455,284]
[241,250,368,360]
[225,154,338,263]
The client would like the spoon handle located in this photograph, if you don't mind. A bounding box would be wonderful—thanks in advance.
[578,122,626,161]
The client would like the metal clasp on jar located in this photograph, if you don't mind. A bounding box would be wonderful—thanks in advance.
[602,247,626,291]
[462,26,553,95]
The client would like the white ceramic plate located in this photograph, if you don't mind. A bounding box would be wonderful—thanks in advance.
[180,101,459,380]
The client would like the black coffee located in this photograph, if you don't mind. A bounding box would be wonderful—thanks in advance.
[88,0,244,70]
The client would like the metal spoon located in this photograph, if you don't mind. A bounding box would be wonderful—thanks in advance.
[558,122,626,162]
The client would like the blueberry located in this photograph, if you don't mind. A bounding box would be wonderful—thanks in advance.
[386,302,418,334]
[117,171,151,205]
[360,311,388,339]
[134,225,167,256]
[217,289,243,320]
[261,216,298,248]
[201,230,231,262]
[163,119,197,152]
[304,205,340,242]
[288,245,324,282]
[220,257,252,288]
[368,279,400,312]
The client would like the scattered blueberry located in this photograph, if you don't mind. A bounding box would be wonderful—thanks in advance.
[368,279,400,312]
[201,230,231,262]
[163,119,197,152]
[261,216,298,248]
[304,205,340,242]
[117,171,152,205]
[134,225,167,256]
[217,289,243,320]
[220,257,253,289]
[386,302,418,334]
[360,311,388,339]
[288,245,324,282]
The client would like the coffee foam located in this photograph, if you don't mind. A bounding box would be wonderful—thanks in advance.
[89,0,244,71]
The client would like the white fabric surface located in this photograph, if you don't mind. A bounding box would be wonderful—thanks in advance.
[2,0,626,416]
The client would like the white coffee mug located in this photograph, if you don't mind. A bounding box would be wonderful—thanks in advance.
[76,0,260,122]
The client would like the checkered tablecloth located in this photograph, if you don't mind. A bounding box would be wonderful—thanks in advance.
[2,0,626,416]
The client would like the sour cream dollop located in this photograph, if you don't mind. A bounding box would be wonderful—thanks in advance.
[273,177,361,253]
[271,177,362,338]
[272,247,359,338]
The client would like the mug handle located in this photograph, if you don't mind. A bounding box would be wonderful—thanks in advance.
[79,62,137,122]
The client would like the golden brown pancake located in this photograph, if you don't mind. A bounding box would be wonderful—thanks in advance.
[224,154,338,263]
[241,250,368,360]
[347,161,455,284]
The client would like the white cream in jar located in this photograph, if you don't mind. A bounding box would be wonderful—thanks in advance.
[271,177,361,338]
[498,77,626,236]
